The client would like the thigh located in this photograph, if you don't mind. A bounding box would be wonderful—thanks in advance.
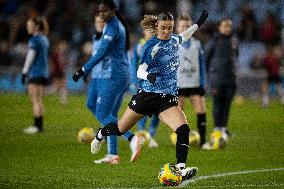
[190,95,206,113]
[178,95,186,110]
[118,107,144,132]
[158,106,187,131]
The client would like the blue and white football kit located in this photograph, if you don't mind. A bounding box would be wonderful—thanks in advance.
[85,16,134,155]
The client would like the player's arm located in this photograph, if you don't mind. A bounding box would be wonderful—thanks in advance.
[22,41,36,85]
[72,26,116,82]
[199,45,206,88]
[137,43,156,84]
[204,38,215,73]
[179,10,208,44]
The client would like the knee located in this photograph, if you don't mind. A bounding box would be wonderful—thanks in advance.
[175,124,190,134]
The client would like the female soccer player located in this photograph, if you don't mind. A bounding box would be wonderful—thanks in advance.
[87,11,208,182]
[176,15,207,148]
[205,18,237,146]
[130,28,160,148]
[21,16,49,134]
[73,0,143,163]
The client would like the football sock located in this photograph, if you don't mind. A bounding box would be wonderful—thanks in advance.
[34,116,43,131]
[127,134,134,142]
[176,163,185,170]
[175,124,190,164]
[96,123,124,141]
[197,113,206,146]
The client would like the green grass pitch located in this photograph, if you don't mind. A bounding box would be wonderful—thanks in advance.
[0,93,283,189]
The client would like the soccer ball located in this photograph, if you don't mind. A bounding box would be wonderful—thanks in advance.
[77,127,95,144]
[209,130,227,150]
[170,130,200,146]
[158,163,182,186]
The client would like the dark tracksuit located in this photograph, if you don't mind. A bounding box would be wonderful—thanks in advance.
[205,33,237,128]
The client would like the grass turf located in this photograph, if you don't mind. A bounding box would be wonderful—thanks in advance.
[0,93,283,189]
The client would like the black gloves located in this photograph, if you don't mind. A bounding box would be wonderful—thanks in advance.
[195,10,208,27]
[72,68,85,82]
[21,74,26,85]
[147,73,156,84]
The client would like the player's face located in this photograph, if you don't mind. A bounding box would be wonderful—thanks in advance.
[157,20,174,40]
[218,20,233,36]
[176,20,191,34]
[95,16,105,33]
[98,4,115,22]
[143,29,153,40]
[26,19,36,35]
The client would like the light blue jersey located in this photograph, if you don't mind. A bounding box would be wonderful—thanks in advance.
[91,33,105,78]
[139,35,182,95]
[83,16,129,79]
[28,35,49,79]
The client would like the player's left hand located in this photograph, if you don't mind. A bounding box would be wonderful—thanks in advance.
[195,10,208,27]
[72,68,84,82]
[21,74,26,85]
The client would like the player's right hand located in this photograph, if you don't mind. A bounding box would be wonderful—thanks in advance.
[147,73,157,84]
[21,74,26,85]
[72,68,84,82]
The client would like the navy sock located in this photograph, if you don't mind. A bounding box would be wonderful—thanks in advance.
[175,124,190,164]
[197,113,206,146]
[100,123,124,138]
[34,116,43,131]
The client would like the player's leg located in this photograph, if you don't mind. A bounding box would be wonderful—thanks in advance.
[111,86,135,142]
[261,79,270,107]
[158,106,198,181]
[86,79,97,115]
[92,107,143,155]
[190,95,206,146]
[178,95,186,111]
[137,116,147,131]
[59,78,68,104]
[212,87,225,130]
[148,115,160,148]
[220,85,236,136]
[276,80,284,104]
[24,84,44,133]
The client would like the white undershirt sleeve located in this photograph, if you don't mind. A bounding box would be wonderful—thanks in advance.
[179,24,198,44]
[22,49,36,74]
[137,63,149,80]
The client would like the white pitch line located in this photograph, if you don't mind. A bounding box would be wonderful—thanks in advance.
[94,168,284,189]
[178,168,284,187]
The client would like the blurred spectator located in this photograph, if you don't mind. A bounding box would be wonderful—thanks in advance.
[260,12,282,45]
[237,5,258,42]
[261,45,284,107]
[50,40,69,104]
[0,41,13,66]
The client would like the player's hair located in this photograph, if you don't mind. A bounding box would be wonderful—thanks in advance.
[141,12,174,35]
[30,16,49,35]
[177,14,192,22]
[218,17,232,26]
[98,0,130,50]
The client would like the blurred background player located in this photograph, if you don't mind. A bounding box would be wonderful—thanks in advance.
[130,27,159,148]
[261,45,284,107]
[50,40,68,105]
[204,18,238,149]
[21,16,49,134]
[74,0,143,164]
[176,14,207,148]
[89,11,208,183]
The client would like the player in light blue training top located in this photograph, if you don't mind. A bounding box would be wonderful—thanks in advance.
[73,0,143,163]
[21,16,49,134]
[90,11,208,185]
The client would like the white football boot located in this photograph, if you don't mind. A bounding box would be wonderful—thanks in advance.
[178,167,198,186]
[148,137,159,148]
[23,126,40,134]
[129,135,145,162]
[94,154,120,164]
[91,138,103,154]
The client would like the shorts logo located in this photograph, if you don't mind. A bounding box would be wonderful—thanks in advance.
[132,100,136,106]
